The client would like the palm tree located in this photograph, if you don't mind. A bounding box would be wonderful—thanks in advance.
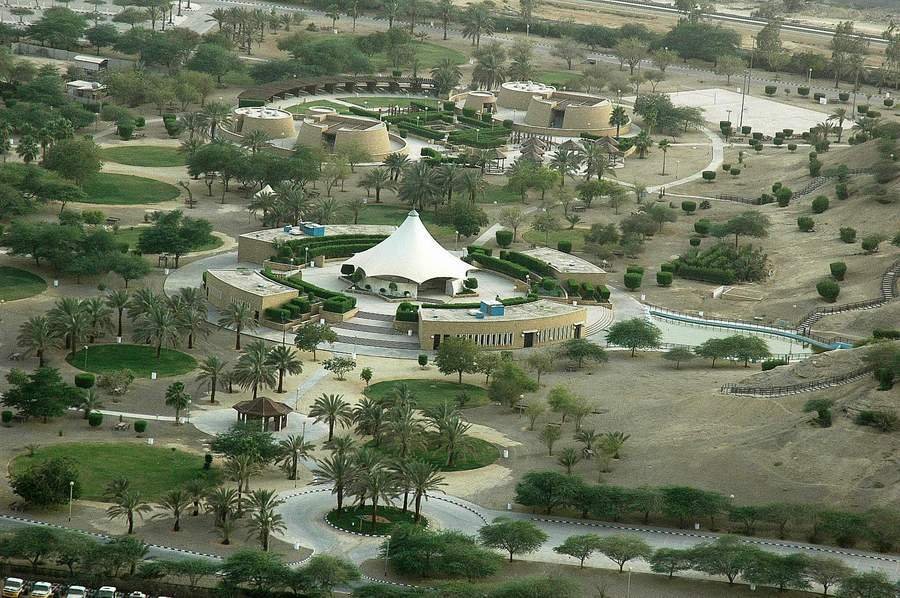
[313,452,353,512]
[179,112,209,141]
[49,297,88,356]
[829,107,848,142]
[472,42,507,89]
[133,303,180,358]
[459,168,485,203]
[274,184,310,226]
[406,460,445,522]
[577,140,610,182]
[16,316,61,368]
[106,490,152,534]
[360,465,397,529]
[175,303,207,350]
[278,434,314,480]
[430,58,462,96]
[83,297,114,343]
[432,412,472,467]
[352,396,387,446]
[324,2,340,28]
[265,345,302,394]
[359,167,395,203]
[79,389,103,419]
[126,288,162,323]
[153,489,191,531]
[249,189,278,225]
[309,393,353,442]
[433,163,464,205]
[164,381,192,424]
[386,403,424,460]
[382,152,409,181]
[461,2,494,47]
[634,131,653,159]
[326,435,356,457]
[201,101,232,140]
[657,138,670,175]
[234,340,277,400]
[398,161,440,212]
[549,148,582,188]
[609,105,628,139]
[558,447,581,474]
[246,489,286,551]
[205,486,238,525]
[217,300,258,350]
[225,454,260,516]
[184,479,207,516]
[575,428,600,457]
[196,355,228,404]
[105,289,130,339]
[240,129,272,154]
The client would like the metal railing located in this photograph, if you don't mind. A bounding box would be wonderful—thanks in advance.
[721,365,873,397]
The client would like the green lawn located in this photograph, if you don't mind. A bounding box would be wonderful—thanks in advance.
[350,204,454,238]
[0,267,46,301]
[370,434,499,472]
[285,99,350,114]
[99,146,186,168]
[326,505,426,535]
[113,226,223,253]
[479,183,521,205]
[66,344,197,378]
[522,227,588,251]
[338,96,440,109]
[12,443,220,501]
[534,69,581,87]
[81,173,181,205]
[366,379,490,411]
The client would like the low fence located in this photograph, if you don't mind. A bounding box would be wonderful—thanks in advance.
[605,339,810,362]
[12,43,135,70]
[721,365,873,397]
[716,193,759,205]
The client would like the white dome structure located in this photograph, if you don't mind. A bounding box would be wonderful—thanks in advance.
[343,210,473,297]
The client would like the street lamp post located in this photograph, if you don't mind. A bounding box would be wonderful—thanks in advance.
[807,68,812,85]
[626,567,632,598]
[738,71,749,130]
[68,480,74,522]
[384,535,391,575]
[82,345,89,369]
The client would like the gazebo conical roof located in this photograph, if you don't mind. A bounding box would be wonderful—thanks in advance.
[233,396,293,418]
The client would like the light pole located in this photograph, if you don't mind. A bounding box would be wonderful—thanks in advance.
[186,399,191,425]
[725,109,732,125]
[384,535,391,575]
[626,567,632,598]
[68,480,74,522]
[807,68,812,85]
[738,71,749,130]
[82,345,89,369]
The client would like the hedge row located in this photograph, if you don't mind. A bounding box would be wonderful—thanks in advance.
[263,271,357,313]
[469,253,531,281]
[347,105,382,120]
[673,264,737,285]
[282,234,388,253]
[308,241,382,259]
[396,122,446,140]
[395,302,420,322]
[502,250,555,277]
[421,295,539,309]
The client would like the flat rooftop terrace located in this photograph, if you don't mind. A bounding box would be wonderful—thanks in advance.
[519,247,606,275]
[207,269,296,296]
[419,299,584,322]
[240,224,397,244]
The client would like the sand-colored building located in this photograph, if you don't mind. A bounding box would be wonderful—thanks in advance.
[204,269,298,320]
[497,81,555,111]
[519,247,607,286]
[238,223,397,264]
[418,299,586,351]
[463,91,497,113]
[496,82,627,138]
[231,106,296,139]
[296,108,396,159]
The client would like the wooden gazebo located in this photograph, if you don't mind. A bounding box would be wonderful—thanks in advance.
[233,397,293,431]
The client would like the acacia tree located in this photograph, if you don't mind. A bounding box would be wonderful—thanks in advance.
[479,518,548,562]
[435,337,479,383]
[606,318,662,357]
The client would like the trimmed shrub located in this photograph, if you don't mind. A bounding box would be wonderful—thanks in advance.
[722,163,731,171]
[656,271,673,286]
[813,92,825,101]
[699,200,711,209]
[1,410,12,425]
[681,200,696,214]
[74,373,95,389]
[797,86,810,96]
[396,302,420,322]
[836,182,849,200]
[694,219,710,235]
[783,129,793,137]
[861,235,883,253]
[838,92,850,102]
[134,420,147,434]
[808,158,822,176]
[764,85,776,96]
[773,137,783,146]
[623,272,642,290]
[829,261,847,281]
[741,125,752,134]
[463,277,478,289]
[469,253,530,280]
[660,262,675,273]
[776,187,793,207]
[340,264,355,275]
[323,296,356,313]
[839,227,857,243]
[867,110,880,118]
[265,307,291,322]
[495,230,513,248]
[788,143,798,152]
[701,170,716,182]
[134,116,146,127]
[689,237,701,247]
[816,278,840,302]
[730,167,741,175]
[504,251,554,277]
[752,132,763,140]
[884,98,895,107]
[88,412,103,428]
[596,285,611,301]
[797,216,814,232]
[761,359,788,371]
[540,278,558,291]
[857,104,869,114]
[557,240,572,253]
[626,265,644,275]
[811,195,829,213]
[418,354,428,367]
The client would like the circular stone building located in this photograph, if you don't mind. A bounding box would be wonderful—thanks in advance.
[231,106,296,139]
[497,81,555,110]
[463,91,497,114]
[295,107,398,159]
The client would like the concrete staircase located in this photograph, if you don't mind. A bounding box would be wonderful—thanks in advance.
[330,311,420,350]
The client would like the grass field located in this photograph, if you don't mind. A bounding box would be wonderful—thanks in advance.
[284,99,350,114]
[350,204,454,237]
[12,443,220,501]
[366,379,490,411]
[534,70,581,86]
[0,267,46,301]
[99,146,186,168]
[113,227,223,253]
[66,344,197,378]
[326,505,426,535]
[339,96,441,109]
[479,183,521,205]
[371,434,499,472]
[522,227,587,251]
[81,173,181,205]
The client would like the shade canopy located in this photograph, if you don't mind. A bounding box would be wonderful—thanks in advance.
[233,396,293,418]
[344,210,473,284]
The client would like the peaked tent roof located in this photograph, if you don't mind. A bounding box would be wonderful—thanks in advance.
[233,396,293,417]
[344,210,473,284]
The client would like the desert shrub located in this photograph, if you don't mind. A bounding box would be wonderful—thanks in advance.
[761,358,788,371]
[816,278,840,302]
[809,157,822,176]
[775,187,793,204]
[673,243,767,284]
[838,92,849,102]
[88,412,103,428]
[722,163,731,171]
[854,410,898,432]
[681,200,696,214]
[134,420,147,434]
[557,240,572,253]
[797,216,814,232]
[811,195,829,213]
[764,85,776,96]
[694,219,710,235]
[689,237,701,247]
[872,329,900,340]
[797,86,809,96]
[730,167,741,175]
[701,171,716,182]
[836,182,849,200]
[1,411,12,425]
[74,373,95,389]
[839,227,857,243]
[699,200,711,209]
[495,230,513,248]
[656,271,673,286]
[788,143,798,152]
[861,235,884,253]
[464,277,478,290]
[624,272,642,290]
[803,398,833,428]
[873,160,899,184]
[829,261,847,280]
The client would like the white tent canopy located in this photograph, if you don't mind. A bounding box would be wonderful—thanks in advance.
[343,210,473,284]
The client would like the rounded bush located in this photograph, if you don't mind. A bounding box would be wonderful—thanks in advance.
[626,265,644,275]
[699,200,711,209]
[783,129,793,137]
[773,137,783,146]
[660,262,675,273]
[88,412,103,428]
[694,219,711,235]
[839,227,857,243]
[811,195,829,213]
[730,167,742,175]
[681,200,696,214]
[74,373,95,389]
[134,420,147,434]
[861,236,882,253]
[656,271,673,286]
[1,410,12,425]
[788,143,798,152]
[838,92,849,102]
[797,86,810,96]
[830,261,847,281]
[722,163,731,171]
[836,182,849,200]
[557,240,572,253]
[885,98,895,107]
[495,230,513,248]
[857,104,869,114]
[761,359,788,371]
[689,237,701,247]
[741,126,752,135]
[418,354,428,367]
[701,170,716,182]
[624,272,642,290]
[134,116,146,127]
[816,279,840,302]
[764,85,776,96]
[797,216,815,232]
[463,277,478,290]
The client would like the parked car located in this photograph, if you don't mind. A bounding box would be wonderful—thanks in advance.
[95,587,117,598]
[64,586,87,598]
[28,582,54,598]
[1,578,24,598]
[126,593,147,598]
